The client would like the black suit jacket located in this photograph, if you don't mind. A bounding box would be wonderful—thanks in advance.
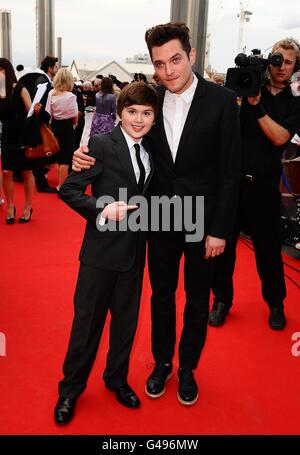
[33,73,52,125]
[60,125,154,272]
[34,74,52,108]
[146,73,241,240]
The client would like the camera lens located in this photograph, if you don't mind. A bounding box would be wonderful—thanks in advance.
[237,71,253,89]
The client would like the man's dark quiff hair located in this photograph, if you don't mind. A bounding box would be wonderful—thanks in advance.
[117,81,158,118]
[145,22,191,59]
[40,56,58,73]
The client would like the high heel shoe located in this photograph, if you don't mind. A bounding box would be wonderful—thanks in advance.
[19,208,33,224]
[6,207,16,225]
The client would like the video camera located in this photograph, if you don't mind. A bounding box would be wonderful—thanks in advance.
[225,48,283,96]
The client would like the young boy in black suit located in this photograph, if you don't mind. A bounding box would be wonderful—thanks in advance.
[54,82,157,424]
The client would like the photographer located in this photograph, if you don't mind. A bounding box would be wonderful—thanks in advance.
[210,38,300,330]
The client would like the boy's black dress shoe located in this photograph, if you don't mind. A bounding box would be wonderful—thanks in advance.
[145,363,173,398]
[177,369,198,406]
[269,307,286,330]
[106,384,140,408]
[209,300,231,326]
[54,397,77,424]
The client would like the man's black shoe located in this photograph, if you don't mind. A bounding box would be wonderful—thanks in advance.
[54,397,77,425]
[209,300,231,326]
[269,307,286,330]
[37,184,57,193]
[106,384,140,408]
[145,363,173,398]
[177,368,198,406]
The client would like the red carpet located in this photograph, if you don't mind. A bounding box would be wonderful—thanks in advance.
[0,169,300,435]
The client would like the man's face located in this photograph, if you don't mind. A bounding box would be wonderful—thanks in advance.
[151,39,195,94]
[269,47,298,84]
[48,62,59,79]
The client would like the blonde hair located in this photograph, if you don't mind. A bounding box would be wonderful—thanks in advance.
[53,68,74,92]
[93,78,102,89]
[272,38,300,58]
[82,80,93,90]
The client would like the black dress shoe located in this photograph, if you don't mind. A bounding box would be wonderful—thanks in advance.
[37,185,57,193]
[209,300,231,326]
[145,363,173,398]
[54,397,77,424]
[19,208,33,224]
[269,307,286,330]
[106,384,141,408]
[177,369,198,406]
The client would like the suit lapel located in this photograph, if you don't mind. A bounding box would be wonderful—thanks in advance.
[142,138,154,195]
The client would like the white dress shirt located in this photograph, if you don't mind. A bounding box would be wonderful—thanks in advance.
[120,126,151,183]
[43,72,52,85]
[163,73,198,162]
[99,127,151,225]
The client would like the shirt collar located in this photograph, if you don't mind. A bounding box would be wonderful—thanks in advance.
[120,126,143,150]
[166,72,198,103]
[43,71,52,84]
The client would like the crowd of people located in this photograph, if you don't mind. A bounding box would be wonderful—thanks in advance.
[1,21,300,426]
[0,57,160,217]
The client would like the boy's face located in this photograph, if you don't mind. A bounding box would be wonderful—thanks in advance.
[121,104,155,141]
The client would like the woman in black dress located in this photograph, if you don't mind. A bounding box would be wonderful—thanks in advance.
[0,58,33,224]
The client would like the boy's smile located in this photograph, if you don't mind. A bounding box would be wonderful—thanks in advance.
[121,104,155,141]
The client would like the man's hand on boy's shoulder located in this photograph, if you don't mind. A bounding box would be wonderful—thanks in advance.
[72,145,95,172]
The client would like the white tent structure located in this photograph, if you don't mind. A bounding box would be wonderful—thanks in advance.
[69,60,154,82]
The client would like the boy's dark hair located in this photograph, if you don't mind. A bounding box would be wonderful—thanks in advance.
[40,56,58,73]
[0,57,17,100]
[145,22,191,59]
[117,81,158,118]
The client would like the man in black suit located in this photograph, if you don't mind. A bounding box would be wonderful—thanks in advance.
[54,82,157,424]
[72,22,241,406]
[31,56,59,193]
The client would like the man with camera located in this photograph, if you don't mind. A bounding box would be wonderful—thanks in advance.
[210,39,300,330]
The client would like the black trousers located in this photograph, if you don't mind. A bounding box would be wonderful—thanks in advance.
[74,116,85,150]
[58,262,143,399]
[31,153,58,186]
[148,231,214,371]
[212,178,286,307]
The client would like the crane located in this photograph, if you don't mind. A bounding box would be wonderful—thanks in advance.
[237,1,253,54]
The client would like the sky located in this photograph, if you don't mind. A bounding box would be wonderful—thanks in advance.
[2,0,300,73]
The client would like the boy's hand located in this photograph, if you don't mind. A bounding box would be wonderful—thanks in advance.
[72,145,95,171]
[102,202,138,221]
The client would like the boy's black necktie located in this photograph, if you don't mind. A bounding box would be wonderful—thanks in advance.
[134,143,145,192]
